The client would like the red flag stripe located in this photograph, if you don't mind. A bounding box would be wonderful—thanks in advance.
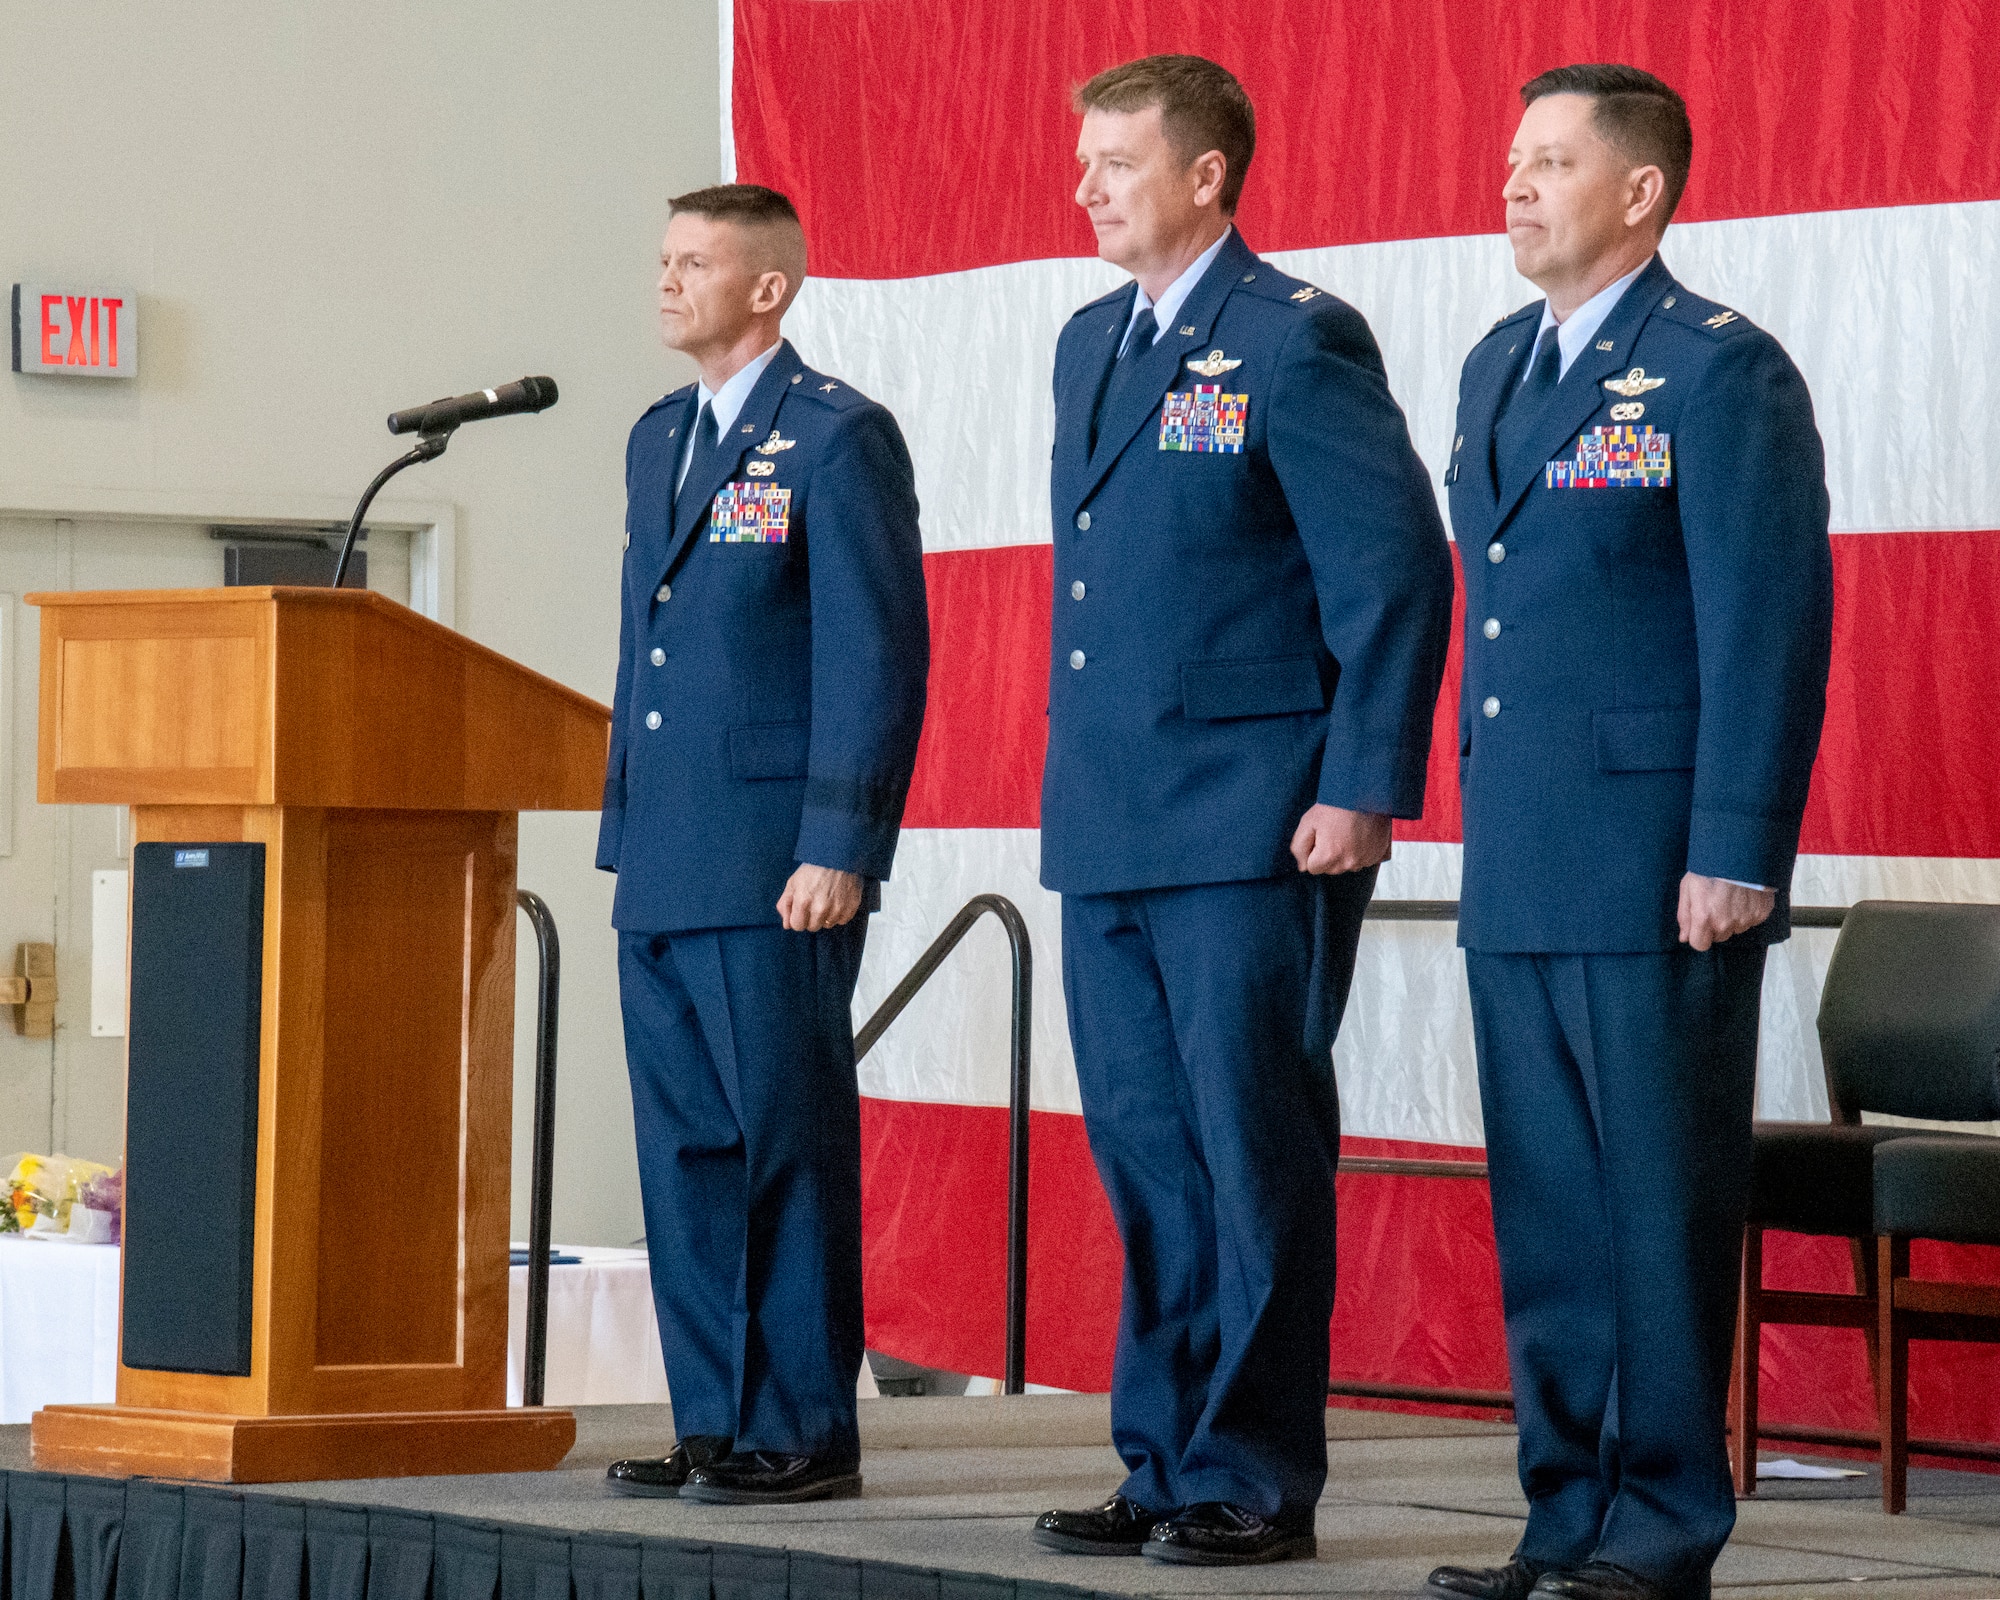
[902,531,2000,860]
[734,0,2000,280]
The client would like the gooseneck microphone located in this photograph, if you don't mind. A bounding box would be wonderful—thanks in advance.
[331,375,560,588]
[386,375,560,437]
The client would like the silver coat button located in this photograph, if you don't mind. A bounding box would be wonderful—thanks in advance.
[1483,618,1500,640]
[1076,511,1091,531]
[645,711,662,730]
[1071,580,1086,600]
[1069,649,1086,669]
[656,584,672,602]
[1488,543,1506,564]
[650,647,666,666]
[1482,697,1500,718]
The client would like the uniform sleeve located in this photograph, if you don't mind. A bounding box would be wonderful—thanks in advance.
[1267,303,1456,819]
[794,404,931,878]
[1675,334,1834,888]
[594,428,640,873]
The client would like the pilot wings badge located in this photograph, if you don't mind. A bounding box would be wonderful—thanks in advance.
[1602,367,1666,398]
[754,430,797,455]
[1186,349,1243,377]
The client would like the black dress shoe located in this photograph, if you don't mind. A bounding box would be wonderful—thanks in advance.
[1532,1563,1672,1600]
[605,1435,731,1496]
[1031,1493,1171,1555]
[1143,1501,1316,1565]
[1428,1558,1551,1600]
[679,1450,862,1505]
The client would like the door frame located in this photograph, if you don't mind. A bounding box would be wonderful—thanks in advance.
[0,484,457,624]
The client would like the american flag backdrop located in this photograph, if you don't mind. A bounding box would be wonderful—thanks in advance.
[723,0,2000,1443]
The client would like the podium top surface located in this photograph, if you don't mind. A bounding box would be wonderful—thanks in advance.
[28,586,610,811]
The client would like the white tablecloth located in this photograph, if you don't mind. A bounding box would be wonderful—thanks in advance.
[504,1245,670,1406]
[3,1240,875,1418]
[0,1238,121,1423]
[0,1240,674,1419]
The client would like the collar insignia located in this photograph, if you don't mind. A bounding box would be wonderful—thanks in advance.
[754,430,797,455]
[1186,348,1243,377]
[1290,286,1322,303]
[1603,367,1666,397]
[1704,309,1739,328]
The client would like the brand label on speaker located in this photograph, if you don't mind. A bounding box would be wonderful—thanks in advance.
[174,849,210,868]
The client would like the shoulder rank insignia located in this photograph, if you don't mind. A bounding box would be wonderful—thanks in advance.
[1603,367,1666,397]
[1704,309,1739,329]
[1290,286,1322,304]
[754,430,796,455]
[819,381,839,392]
[1186,348,1243,377]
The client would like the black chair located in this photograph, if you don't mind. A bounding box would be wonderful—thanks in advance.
[1872,1134,2000,1511]
[1730,900,2000,1499]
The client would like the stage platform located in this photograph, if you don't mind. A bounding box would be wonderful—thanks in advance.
[4,1398,1999,1600]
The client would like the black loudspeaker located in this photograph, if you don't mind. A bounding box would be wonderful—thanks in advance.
[123,842,266,1375]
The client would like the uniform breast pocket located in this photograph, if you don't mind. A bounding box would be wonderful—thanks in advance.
[730,721,810,780]
[1594,706,1698,772]
[1181,655,1327,720]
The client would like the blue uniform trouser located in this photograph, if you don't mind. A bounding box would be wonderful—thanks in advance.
[617,918,869,1463]
[1061,868,1376,1519]
[1465,946,1768,1599]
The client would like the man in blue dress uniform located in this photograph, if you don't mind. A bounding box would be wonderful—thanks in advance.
[1424,68,1833,1600]
[597,184,929,1505]
[1028,56,1455,1566]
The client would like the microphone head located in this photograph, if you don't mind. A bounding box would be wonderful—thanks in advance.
[520,376,559,411]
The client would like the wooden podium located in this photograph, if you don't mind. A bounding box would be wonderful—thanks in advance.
[23,587,609,1482]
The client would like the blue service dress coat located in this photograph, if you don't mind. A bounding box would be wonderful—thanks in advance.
[1042,230,1454,895]
[1446,255,1834,1588]
[1040,230,1454,1521]
[596,340,930,931]
[1449,255,1833,952]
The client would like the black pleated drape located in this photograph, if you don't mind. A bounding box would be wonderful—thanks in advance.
[0,1473,1084,1600]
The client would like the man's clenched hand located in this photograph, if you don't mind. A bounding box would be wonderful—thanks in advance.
[1290,805,1393,875]
[778,864,864,932]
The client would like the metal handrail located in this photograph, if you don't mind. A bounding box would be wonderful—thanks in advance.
[516,889,561,1408]
[1328,895,1852,1409]
[856,894,1033,1395]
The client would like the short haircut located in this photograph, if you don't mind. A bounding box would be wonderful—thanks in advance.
[1074,55,1256,215]
[1521,64,1693,224]
[667,182,808,305]
[668,182,801,229]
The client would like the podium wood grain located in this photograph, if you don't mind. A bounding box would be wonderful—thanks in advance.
[25,589,606,1481]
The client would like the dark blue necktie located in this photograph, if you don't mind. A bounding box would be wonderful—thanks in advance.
[677,401,718,513]
[1494,325,1562,479]
[1090,306,1159,455]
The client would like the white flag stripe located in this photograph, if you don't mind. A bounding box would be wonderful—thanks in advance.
[860,831,2000,1142]
[790,199,2000,552]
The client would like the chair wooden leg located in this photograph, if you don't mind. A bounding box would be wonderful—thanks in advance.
[1877,1234,1910,1514]
[1731,1225,1763,1496]
[1851,1234,1881,1393]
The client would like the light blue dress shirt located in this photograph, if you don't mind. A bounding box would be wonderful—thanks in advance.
[1526,257,1652,383]
[1119,228,1235,356]
[677,339,783,490]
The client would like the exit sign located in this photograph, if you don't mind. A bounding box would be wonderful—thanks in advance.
[11,283,137,377]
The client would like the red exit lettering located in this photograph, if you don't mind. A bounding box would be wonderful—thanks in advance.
[23,286,132,374]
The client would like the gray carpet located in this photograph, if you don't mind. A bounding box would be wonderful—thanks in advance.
[8,1399,2000,1598]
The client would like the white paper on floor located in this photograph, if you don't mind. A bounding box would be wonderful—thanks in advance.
[1757,1457,1867,1480]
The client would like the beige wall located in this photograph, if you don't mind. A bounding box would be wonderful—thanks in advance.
[0,1,722,1244]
